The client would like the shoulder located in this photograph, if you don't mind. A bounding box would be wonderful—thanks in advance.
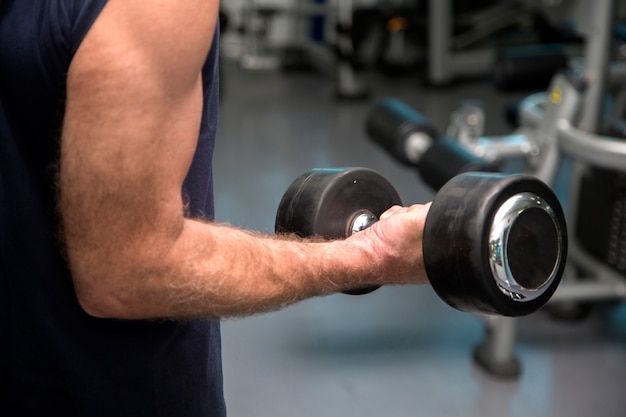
[70,0,219,89]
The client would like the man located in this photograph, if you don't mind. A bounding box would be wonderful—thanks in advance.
[0,0,430,415]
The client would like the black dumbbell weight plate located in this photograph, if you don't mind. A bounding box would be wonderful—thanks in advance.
[275,167,402,295]
[423,172,567,317]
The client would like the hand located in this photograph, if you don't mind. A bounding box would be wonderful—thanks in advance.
[349,203,432,287]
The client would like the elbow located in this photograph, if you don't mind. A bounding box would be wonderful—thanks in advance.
[62,232,144,318]
[64,219,187,320]
[68,253,149,319]
[68,245,177,320]
[73,276,136,319]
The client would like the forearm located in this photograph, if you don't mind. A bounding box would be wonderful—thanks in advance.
[162,220,369,317]
[75,218,380,320]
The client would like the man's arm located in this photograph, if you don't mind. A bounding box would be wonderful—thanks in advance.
[60,0,429,320]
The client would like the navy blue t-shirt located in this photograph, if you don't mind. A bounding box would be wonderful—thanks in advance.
[0,1,225,416]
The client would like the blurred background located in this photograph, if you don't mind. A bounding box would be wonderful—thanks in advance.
[213,1,626,416]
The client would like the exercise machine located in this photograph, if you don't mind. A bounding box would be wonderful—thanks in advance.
[367,0,626,376]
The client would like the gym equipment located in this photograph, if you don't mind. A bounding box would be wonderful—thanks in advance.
[366,98,498,190]
[374,7,424,75]
[366,0,626,378]
[331,1,371,100]
[275,167,567,317]
[426,0,577,86]
[235,0,373,99]
[237,0,329,71]
[239,1,282,70]
[493,44,569,91]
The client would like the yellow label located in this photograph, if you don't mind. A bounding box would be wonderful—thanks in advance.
[550,86,562,105]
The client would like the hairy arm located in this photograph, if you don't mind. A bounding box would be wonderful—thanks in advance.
[60,0,429,320]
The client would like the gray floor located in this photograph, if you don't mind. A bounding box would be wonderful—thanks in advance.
[213,61,626,417]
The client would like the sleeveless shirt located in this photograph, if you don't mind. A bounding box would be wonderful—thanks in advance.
[0,1,225,415]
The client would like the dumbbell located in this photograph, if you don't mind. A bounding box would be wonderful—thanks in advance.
[366,98,498,191]
[275,167,567,317]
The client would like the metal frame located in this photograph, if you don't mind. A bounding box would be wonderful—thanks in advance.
[427,0,543,86]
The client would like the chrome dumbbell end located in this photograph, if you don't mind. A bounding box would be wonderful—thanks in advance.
[424,172,567,317]
[488,191,564,304]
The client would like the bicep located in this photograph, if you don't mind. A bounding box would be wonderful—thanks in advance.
[62,0,218,196]
[59,0,219,301]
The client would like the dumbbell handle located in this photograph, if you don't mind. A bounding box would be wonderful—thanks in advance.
[349,210,378,235]
[344,210,382,295]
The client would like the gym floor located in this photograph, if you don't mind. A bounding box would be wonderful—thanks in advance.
[213,60,626,417]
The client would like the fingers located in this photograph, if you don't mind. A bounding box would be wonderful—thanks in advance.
[380,202,431,220]
[418,201,432,215]
[379,205,403,220]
